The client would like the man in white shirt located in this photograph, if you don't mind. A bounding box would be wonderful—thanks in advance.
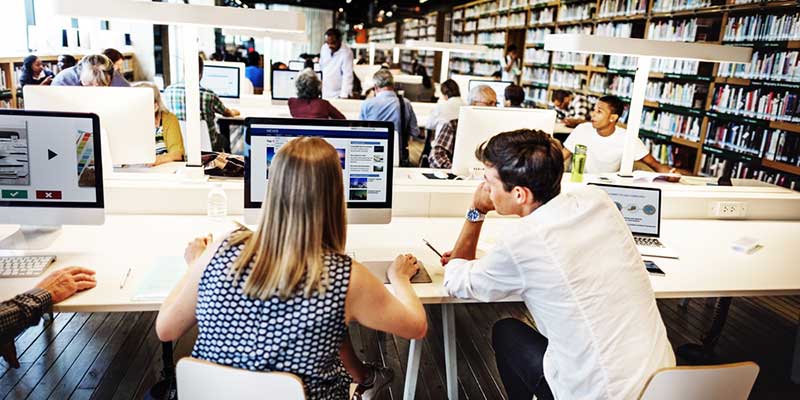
[319,28,354,99]
[441,129,675,399]
[563,95,677,174]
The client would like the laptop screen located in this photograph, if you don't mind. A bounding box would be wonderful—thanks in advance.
[589,183,661,237]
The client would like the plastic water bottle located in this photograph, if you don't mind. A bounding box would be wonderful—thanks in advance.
[570,144,587,183]
[207,183,228,219]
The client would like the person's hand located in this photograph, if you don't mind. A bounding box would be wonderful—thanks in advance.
[387,254,420,283]
[226,108,240,117]
[563,118,583,128]
[472,182,495,214]
[440,251,452,266]
[185,234,212,265]
[35,267,97,304]
[40,76,53,86]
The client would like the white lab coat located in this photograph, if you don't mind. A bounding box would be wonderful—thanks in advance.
[320,43,354,99]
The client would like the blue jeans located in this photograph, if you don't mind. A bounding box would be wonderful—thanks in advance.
[492,318,554,400]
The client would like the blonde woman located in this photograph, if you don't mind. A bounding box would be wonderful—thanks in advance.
[156,137,427,400]
[133,82,185,165]
[78,54,114,87]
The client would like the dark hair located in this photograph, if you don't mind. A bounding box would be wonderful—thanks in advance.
[414,64,432,89]
[491,70,502,79]
[599,95,625,117]
[506,44,518,53]
[58,54,77,68]
[552,89,571,103]
[198,55,204,77]
[304,58,314,69]
[102,48,124,64]
[475,129,563,204]
[504,84,525,107]
[325,28,342,41]
[246,51,260,67]
[440,79,460,98]
[22,55,38,72]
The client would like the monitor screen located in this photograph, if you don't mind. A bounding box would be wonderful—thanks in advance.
[245,118,393,210]
[287,60,321,72]
[271,69,323,101]
[468,79,513,107]
[201,64,241,98]
[589,184,661,237]
[0,110,103,208]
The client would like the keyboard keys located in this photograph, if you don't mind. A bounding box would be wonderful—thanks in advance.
[0,256,56,277]
[634,237,665,248]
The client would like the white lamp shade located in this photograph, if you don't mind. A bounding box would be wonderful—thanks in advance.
[544,34,752,64]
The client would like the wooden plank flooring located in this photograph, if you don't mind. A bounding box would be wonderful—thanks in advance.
[1,296,798,399]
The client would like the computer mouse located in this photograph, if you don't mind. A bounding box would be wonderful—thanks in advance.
[432,171,449,179]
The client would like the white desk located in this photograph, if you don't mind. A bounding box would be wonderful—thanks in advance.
[1,215,799,399]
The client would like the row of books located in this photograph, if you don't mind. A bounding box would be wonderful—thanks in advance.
[608,75,634,98]
[523,67,550,84]
[764,130,800,166]
[526,87,548,104]
[556,25,593,36]
[608,55,637,70]
[723,12,800,43]
[711,85,800,122]
[526,28,552,44]
[557,4,594,23]
[525,48,550,64]
[595,22,633,38]
[530,8,555,25]
[704,119,770,157]
[477,32,506,46]
[474,61,502,76]
[651,59,699,75]
[717,51,800,83]
[651,0,710,13]
[700,153,798,190]
[598,0,646,18]
[553,52,589,66]
[642,109,702,142]
[647,19,698,42]
[645,81,700,108]
[550,70,583,90]
[642,139,694,169]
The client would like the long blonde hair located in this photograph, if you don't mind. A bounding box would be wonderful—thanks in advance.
[229,137,347,299]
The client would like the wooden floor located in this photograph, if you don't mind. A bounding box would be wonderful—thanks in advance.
[2,297,798,399]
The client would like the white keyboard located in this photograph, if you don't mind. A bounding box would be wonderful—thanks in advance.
[634,236,665,248]
[0,255,56,277]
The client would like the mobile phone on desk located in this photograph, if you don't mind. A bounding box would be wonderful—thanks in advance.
[644,260,665,276]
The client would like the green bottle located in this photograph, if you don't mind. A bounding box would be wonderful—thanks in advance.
[570,144,587,183]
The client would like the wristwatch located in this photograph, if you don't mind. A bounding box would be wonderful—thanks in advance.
[465,207,486,223]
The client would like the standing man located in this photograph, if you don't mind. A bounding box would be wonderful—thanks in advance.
[320,28,354,100]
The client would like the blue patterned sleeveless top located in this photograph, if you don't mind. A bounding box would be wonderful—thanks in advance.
[192,236,352,400]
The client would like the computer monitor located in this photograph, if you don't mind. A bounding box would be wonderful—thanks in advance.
[0,109,104,250]
[271,69,323,101]
[450,74,485,104]
[24,86,154,166]
[244,118,394,225]
[451,107,557,176]
[353,65,382,95]
[287,60,321,72]
[469,79,513,107]
[201,61,245,99]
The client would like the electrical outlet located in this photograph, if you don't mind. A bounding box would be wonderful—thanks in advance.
[708,201,747,218]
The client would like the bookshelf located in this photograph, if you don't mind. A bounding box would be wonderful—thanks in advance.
[446,0,800,190]
[400,12,439,76]
[0,52,136,109]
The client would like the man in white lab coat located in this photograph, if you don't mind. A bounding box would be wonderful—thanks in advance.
[441,129,675,400]
[319,28,354,99]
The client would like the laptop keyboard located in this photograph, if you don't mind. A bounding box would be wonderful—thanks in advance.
[634,237,665,248]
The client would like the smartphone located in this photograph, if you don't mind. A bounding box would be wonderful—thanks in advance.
[644,260,665,276]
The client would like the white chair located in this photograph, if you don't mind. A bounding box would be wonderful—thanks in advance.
[638,362,759,400]
[176,357,305,400]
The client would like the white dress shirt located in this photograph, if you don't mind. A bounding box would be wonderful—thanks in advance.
[426,96,463,138]
[320,43,354,99]
[564,123,649,173]
[444,186,675,400]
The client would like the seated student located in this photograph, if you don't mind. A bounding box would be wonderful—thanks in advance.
[77,54,116,87]
[245,51,264,89]
[53,53,129,87]
[359,69,419,166]
[156,137,427,400]
[133,82,185,165]
[56,54,77,72]
[429,85,497,169]
[563,95,679,174]
[163,55,240,152]
[289,69,346,120]
[18,55,54,87]
[441,129,675,400]
[103,48,126,73]
[551,89,590,128]
[426,79,462,138]
[504,84,525,108]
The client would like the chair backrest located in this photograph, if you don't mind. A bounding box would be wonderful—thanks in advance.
[176,357,305,400]
[639,362,759,400]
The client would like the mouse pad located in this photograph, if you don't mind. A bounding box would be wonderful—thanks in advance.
[362,260,433,284]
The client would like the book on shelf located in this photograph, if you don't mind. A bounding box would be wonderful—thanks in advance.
[711,85,800,123]
[642,109,702,142]
[525,48,550,64]
[526,28,552,44]
[530,8,555,25]
[647,19,699,42]
[652,59,700,75]
[557,4,593,23]
[651,0,711,13]
[704,119,770,157]
[718,51,800,82]
[524,67,550,83]
[724,12,800,43]
[764,130,800,166]
[526,87,548,104]
[598,0,647,18]
[550,70,584,90]
[552,52,589,66]
[642,139,694,169]
[595,22,633,38]
[645,81,700,108]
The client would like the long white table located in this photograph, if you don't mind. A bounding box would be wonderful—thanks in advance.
[1,215,799,399]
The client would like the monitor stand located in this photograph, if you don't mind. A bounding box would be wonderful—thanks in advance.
[0,226,62,251]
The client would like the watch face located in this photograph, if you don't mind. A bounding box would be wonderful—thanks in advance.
[467,209,480,221]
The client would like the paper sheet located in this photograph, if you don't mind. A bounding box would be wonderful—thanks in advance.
[131,256,187,302]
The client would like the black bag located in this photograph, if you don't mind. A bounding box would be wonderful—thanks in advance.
[201,151,244,177]
[396,93,411,167]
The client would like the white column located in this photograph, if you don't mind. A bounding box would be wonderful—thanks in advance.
[368,43,376,65]
[263,36,272,93]
[393,47,401,64]
[619,56,651,176]
[439,50,450,84]
[181,25,201,167]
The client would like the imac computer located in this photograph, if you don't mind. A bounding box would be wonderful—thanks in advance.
[450,74,485,104]
[244,118,394,225]
[451,107,557,176]
[201,61,245,99]
[287,60,321,72]
[469,79,513,107]
[0,109,104,250]
[271,69,323,103]
[24,86,154,167]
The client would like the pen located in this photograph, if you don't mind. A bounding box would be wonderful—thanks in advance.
[120,267,132,289]
[422,238,443,258]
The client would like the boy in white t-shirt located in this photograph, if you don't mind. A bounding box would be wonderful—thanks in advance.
[562,95,676,174]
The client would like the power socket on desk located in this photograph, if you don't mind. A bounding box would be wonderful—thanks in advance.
[708,201,747,219]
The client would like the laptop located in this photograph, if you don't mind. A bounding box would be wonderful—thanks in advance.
[589,183,679,259]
